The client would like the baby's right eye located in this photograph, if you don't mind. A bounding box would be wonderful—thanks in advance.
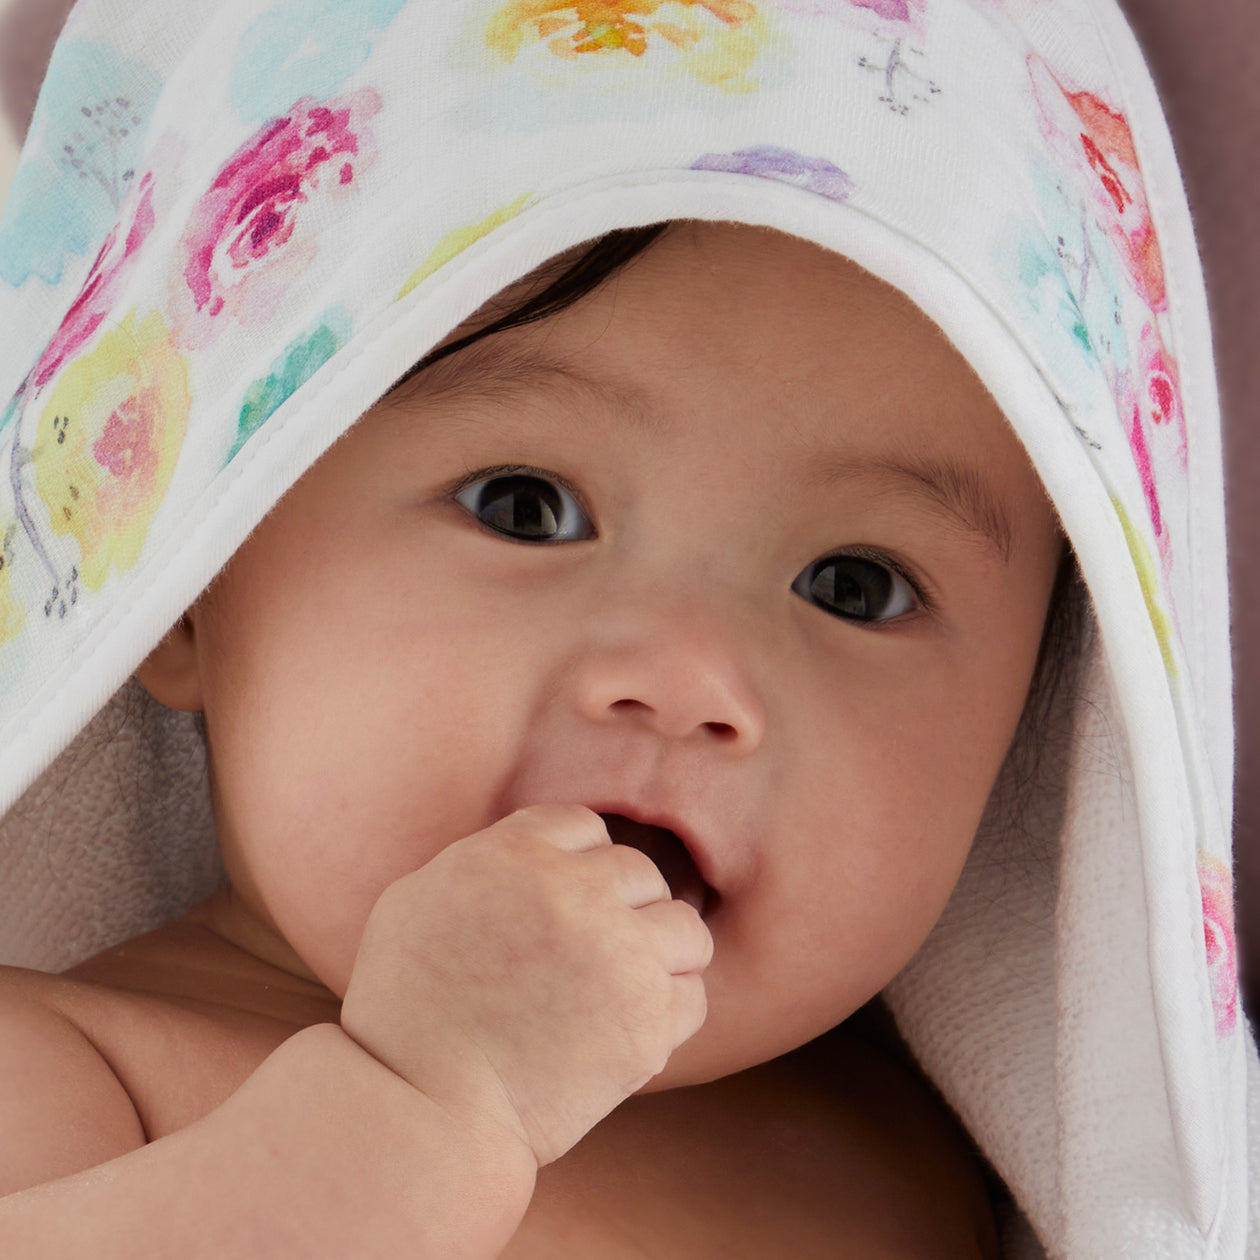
[453,468,594,543]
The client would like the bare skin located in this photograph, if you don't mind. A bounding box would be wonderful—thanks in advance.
[0,223,1057,1255]
[5,900,999,1257]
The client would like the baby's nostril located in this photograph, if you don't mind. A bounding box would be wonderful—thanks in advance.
[607,700,738,740]
[610,698,651,713]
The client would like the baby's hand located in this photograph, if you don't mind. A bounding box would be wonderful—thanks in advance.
[339,804,712,1167]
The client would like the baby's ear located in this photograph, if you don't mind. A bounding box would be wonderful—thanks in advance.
[134,614,204,712]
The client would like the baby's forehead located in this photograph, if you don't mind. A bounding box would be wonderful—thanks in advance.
[368,222,1050,556]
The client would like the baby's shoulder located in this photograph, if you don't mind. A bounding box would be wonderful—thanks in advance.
[0,964,150,1195]
[0,949,301,1197]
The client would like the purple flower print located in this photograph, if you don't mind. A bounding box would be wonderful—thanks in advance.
[692,145,854,202]
[770,0,926,41]
[169,88,381,349]
[854,0,911,17]
[776,0,915,20]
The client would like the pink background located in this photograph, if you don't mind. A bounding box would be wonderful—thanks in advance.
[2,0,1258,1014]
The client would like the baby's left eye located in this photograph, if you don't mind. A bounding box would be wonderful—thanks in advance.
[454,469,594,543]
[792,553,919,623]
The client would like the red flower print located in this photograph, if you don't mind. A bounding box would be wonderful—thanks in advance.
[1114,323,1187,573]
[1197,852,1238,1039]
[31,173,157,391]
[169,88,381,350]
[1027,55,1166,312]
[1115,321,1188,571]
[1120,392,1165,561]
[1139,321,1186,454]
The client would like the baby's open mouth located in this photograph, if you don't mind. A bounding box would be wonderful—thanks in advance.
[599,813,717,918]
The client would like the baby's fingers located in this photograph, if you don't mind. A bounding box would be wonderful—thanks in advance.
[639,898,714,975]
[669,972,708,1054]
[593,841,674,908]
[497,803,611,852]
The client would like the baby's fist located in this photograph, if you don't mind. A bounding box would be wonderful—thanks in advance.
[340,805,712,1166]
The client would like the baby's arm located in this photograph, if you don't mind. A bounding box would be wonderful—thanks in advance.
[0,805,711,1257]
[0,1008,534,1257]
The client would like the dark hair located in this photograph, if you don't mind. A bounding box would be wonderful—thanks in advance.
[383,223,672,400]
[1008,541,1087,810]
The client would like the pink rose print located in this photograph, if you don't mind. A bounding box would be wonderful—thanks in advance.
[169,88,381,350]
[1027,54,1166,312]
[1197,852,1238,1038]
[1120,390,1165,564]
[1139,321,1186,451]
[30,173,157,392]
[1116,322,1187,571]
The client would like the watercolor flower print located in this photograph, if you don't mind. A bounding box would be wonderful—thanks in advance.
[1026,53,1187,576]
[169,89,381,350]
[484,0,774,92]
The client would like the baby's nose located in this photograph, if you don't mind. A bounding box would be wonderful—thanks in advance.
[569,616,765,753]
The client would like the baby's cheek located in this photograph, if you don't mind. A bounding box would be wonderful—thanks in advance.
[277,882,380,997]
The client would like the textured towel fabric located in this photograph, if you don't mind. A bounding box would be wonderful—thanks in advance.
[0,0,1252,1252]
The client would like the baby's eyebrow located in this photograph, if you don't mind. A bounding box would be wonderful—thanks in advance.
[801,452,1016,564]
[401,340,1015,563]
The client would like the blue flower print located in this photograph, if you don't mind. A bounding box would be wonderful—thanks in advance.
[0,40,161,287]
[1000,158,1130,391]
[230,0,408,122]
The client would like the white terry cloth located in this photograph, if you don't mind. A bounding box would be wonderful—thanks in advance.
[0,0,1251,1251]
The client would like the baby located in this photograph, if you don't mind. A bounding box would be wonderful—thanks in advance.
[4,0,1250,1248]
[0,220,1062,1254]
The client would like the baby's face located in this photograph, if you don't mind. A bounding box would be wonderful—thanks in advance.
[168,223,1062,1088]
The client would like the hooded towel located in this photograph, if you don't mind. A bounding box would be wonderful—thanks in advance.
[0,0,1254,1252]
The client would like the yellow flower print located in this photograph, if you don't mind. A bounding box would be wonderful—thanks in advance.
[486,0,768,93]
[0,524,25,645]
[1112,496,1176,679]
[33,310,191,591]
[397,194,535,301]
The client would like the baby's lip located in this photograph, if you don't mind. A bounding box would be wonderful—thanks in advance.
[591,805,720,918]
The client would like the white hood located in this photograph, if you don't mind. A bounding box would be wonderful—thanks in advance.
[0,0,1251,1251]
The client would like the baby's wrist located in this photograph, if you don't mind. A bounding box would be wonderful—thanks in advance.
[277,1023,538,1243]
[329,1017,542,1172]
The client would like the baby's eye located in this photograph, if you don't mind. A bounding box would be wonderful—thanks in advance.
[792,553,919,623]
[454,469,594,542]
